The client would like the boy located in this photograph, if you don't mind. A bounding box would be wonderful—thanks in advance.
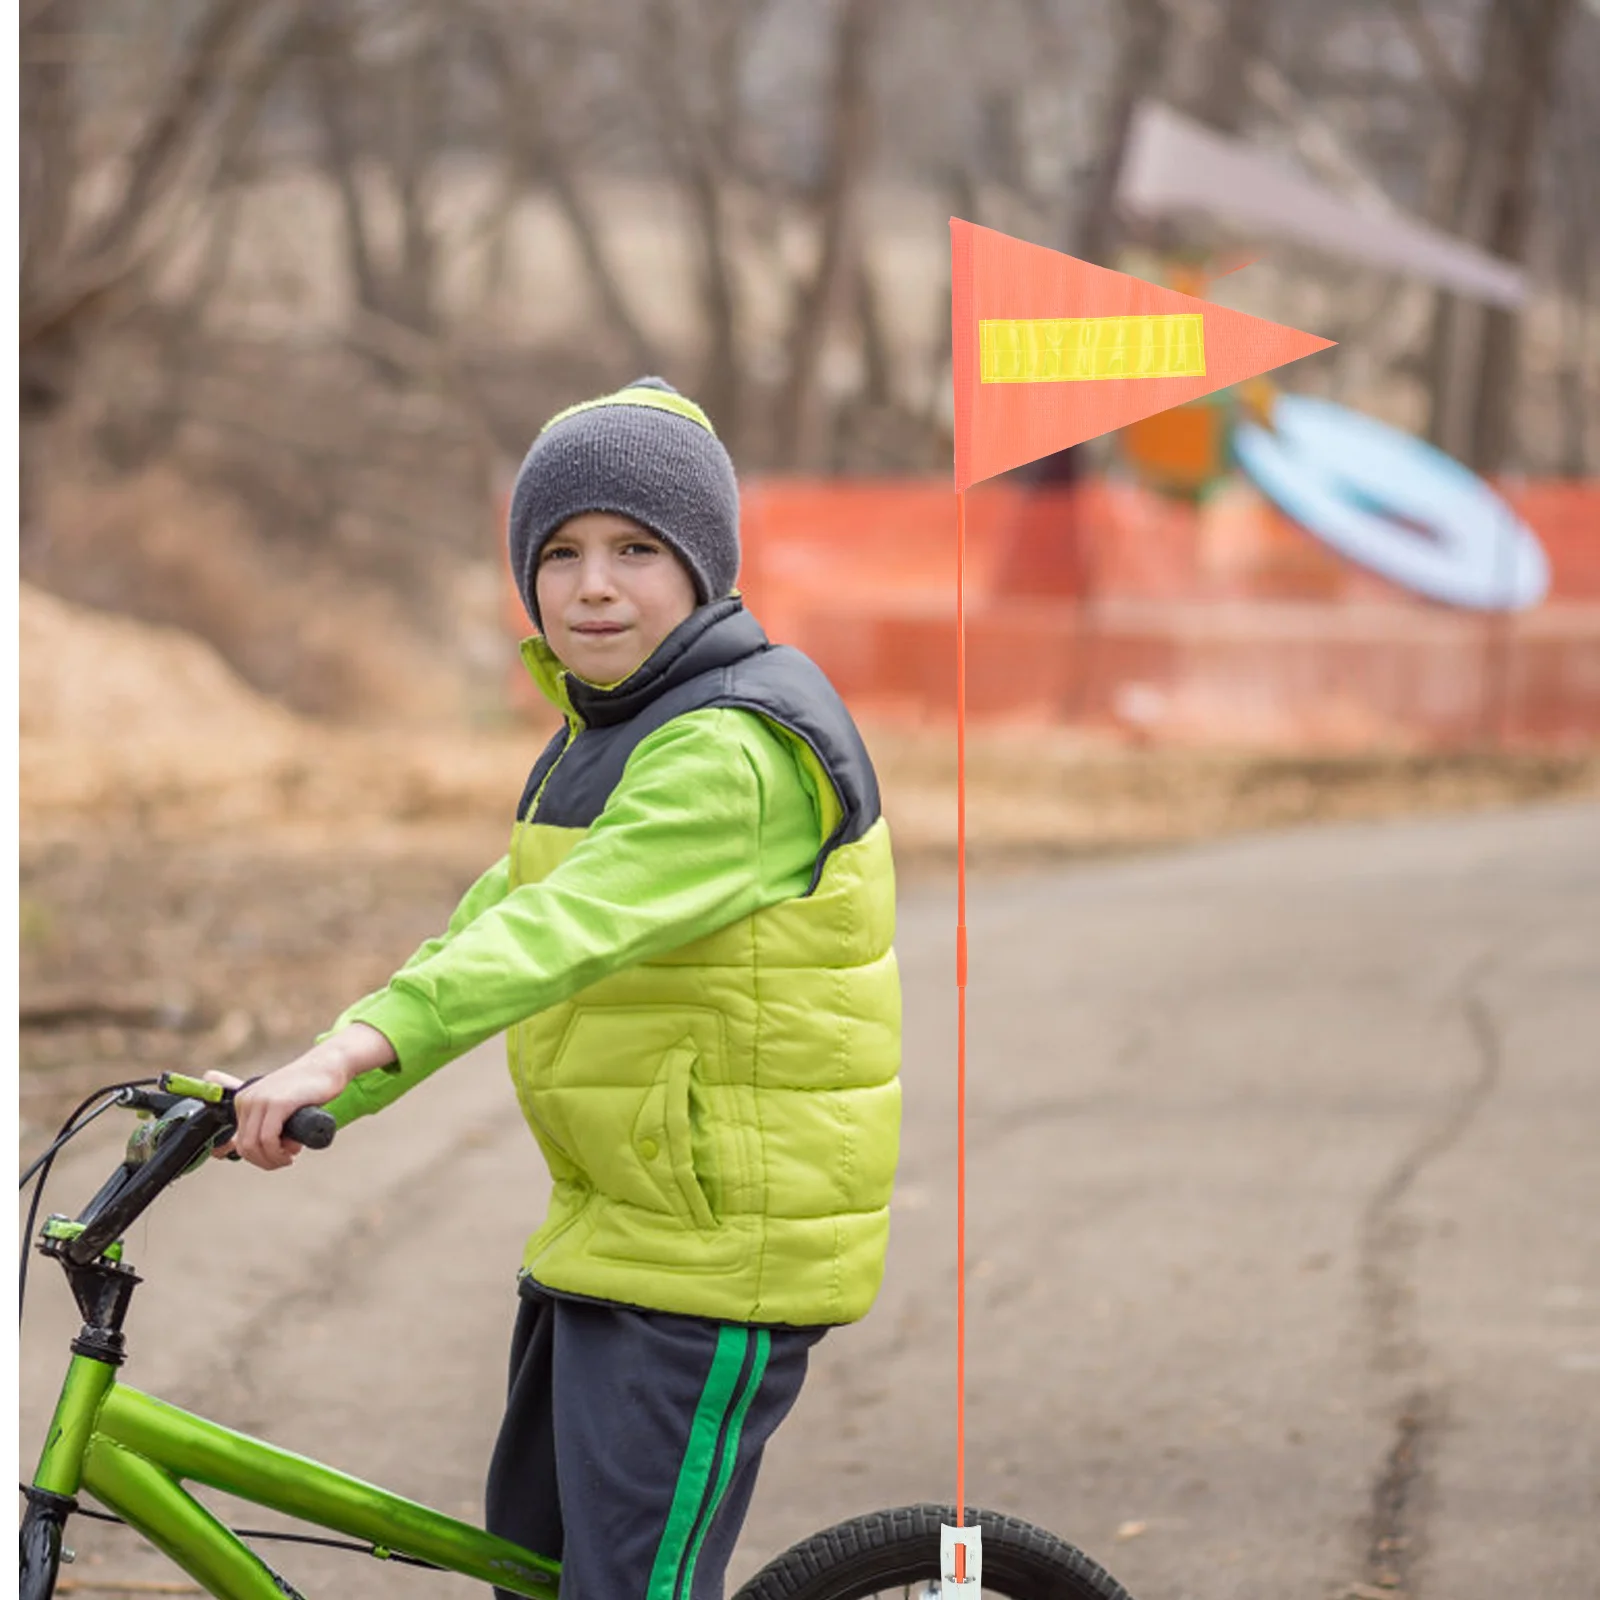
[224,378,902,1600]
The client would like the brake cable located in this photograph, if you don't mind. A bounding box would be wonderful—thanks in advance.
[17,1484,445,1572]
[18,1079,162,1326]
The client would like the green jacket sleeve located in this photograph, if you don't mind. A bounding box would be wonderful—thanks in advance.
[326,709,823,1125]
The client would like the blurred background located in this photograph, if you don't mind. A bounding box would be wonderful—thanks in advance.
[17,0,1600,1140]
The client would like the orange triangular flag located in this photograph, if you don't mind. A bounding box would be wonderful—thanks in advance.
[951,218,1334,490]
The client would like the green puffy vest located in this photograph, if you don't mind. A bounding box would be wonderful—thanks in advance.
[511,602,901,1325]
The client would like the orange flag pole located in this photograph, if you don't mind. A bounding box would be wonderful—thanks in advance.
[954,484,969,1548]
[943,216,1331,1589]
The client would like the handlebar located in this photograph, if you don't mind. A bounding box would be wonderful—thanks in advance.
[56,1075,336,1266]
[117,1083,337,1150]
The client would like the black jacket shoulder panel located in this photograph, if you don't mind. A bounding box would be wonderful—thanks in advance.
[515,725,574,823]
[516,614,880,891]
[707,646,881,853]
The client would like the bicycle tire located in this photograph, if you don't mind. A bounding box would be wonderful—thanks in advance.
[734,1504,1137,1600]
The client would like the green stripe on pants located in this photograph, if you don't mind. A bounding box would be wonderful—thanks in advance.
[678,1329,771,1600]
[647,1326,748,1600]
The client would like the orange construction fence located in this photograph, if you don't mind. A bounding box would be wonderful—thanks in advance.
[506,477,1600,749]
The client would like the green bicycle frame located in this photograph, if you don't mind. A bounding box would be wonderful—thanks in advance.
[30,1352,560,1599]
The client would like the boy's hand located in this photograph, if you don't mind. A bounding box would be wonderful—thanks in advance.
[207,1024,395,1171]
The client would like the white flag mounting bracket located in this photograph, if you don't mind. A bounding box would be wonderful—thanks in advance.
[940,1523,982,1590]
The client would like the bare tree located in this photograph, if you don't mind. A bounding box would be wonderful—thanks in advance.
[773,0,879,469]
[1465,0,1579,473]
[19,0,84,430]
[22,0,1596,542]
[1074,0,1173,265]
[638,0,757,442]
[304,0,453,346]
[478,10,663,375]
[1423,0,1580,472]
[20,0,303,548]
[1552,35,1599,476]
[1185,0,1274,135]
[21,0,263,350]
[305,5,388,328]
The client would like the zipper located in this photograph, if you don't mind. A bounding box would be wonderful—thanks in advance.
[526,716,579,824]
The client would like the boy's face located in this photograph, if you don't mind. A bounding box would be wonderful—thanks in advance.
[536,511,698,684]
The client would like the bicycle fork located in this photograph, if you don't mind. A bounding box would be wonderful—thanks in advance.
[22,1350,116,1600]
[23,1242,140,1600]
[19,1488,74,1600]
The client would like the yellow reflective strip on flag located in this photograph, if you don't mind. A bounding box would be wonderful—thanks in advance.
[978,315,1206,382]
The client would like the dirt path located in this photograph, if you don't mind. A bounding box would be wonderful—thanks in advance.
[21,734,1597,1140]
[20,800,1600,1599]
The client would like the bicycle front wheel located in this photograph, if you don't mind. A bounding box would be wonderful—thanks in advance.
[735,1505,1136,1600]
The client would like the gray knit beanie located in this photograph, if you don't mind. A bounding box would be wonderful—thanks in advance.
[508,377,740,631]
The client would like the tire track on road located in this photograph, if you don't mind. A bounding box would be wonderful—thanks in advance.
[1351,956,1505,1599]
[166,1105,529,1427]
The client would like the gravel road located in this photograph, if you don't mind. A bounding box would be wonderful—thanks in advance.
[20,800,1599,1599]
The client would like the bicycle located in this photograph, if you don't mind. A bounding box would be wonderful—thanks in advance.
[20,1072,1139,1599]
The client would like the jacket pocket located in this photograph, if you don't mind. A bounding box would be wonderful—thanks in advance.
[533,1006,723,1228]
[637,1038,717,1230]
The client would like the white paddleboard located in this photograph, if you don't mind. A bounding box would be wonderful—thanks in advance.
[1233,395,1549,611]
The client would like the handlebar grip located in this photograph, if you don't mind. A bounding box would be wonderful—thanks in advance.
[283,1106,336,1150]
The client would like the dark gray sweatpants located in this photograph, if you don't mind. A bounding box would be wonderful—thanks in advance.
[486,1284,825,1600]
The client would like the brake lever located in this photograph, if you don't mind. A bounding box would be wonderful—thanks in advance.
[150,1074,248,1159]
[177,1073,338,1153]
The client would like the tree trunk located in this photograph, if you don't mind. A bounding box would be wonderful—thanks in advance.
[19,0,286,554]
[307,9,388,324]
[19,0,81,560]
[545,151,663,376]
[774,0,877,470]
[1074,0,1172,266]
[643,0,748,445]
[1187,0,1274,137]
[856,254,892,410]
[1556,221,1591,478]
[388,33,445,338]
[1467,0,1578,475]
[1554,55,1596,478]
[686,160,742,437]
[20,0,79,317]
[688,0,748,442]
[80,0,261,267]
[1425,0,1577,472]
[481,19,661,375]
